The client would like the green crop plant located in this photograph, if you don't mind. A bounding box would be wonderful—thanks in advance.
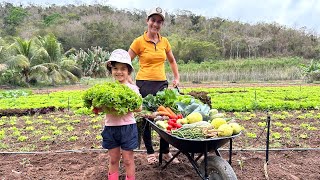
[25,126,35,131]
[57,118,67,124]
[257,122,266,127]
[64,114,71,118]
[95,135,102,140]
[299,133,308,139]
[19,158,31,168]
[0,119,5,126]
[68,136,78,141]
[274,122,284,127]
[25,120,33,125]
[9,119,17,125]
[33,130,43,135]
[271,132,281,139]
[270,142,282,148]
[39,119,52,125]
[71,119,81,124]
[0,142,9,149]
[92,125,102,129]
[40,135,52,141]
[272,114,286,120]
[53,130,62,135]
[233,112,243,118]
[307,126,317,131]
[237,159,245,171]
[297,115,307,119]
[246,132,257,138]
[90,118,100,123]
[17,135,28,142]
[0,129,6,140]
[65,125,74,131]
[300,123,310,129]
[12,130,21,137]
[304,113,314,118]
[281,111,289,116]
[283,127,291,132]
[47,126,58,131]
[84,130,91,135]
[18,144,36,152]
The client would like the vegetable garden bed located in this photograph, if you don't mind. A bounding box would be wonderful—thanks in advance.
[0,84,319,179]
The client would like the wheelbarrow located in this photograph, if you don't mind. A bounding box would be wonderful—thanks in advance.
[146,118,240,180]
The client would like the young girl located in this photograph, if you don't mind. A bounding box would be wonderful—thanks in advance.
[102,49,142,180]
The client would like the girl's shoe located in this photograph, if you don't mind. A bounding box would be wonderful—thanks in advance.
[126,175,135,180]
[108,171,119,180]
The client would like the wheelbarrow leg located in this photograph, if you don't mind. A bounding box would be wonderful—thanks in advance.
[229,138,233,165]
[204,144,208,180]
[161,151,181,169]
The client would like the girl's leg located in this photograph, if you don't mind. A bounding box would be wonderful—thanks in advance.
[122,149,135,179]
[108,147,121,179]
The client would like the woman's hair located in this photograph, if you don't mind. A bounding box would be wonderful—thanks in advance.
[107,61,133,75]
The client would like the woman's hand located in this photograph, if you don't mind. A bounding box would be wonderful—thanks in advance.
[172,78,179,87]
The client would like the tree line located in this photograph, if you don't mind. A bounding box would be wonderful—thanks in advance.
[0,2,319,63]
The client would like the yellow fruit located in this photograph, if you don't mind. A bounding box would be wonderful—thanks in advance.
[217,124,233,137]
[210,113,225,119]
[177,118,188,125]
[209,109,219,116]
[186,112,203,124]
[211,118,227,129]
[229,122,242,135]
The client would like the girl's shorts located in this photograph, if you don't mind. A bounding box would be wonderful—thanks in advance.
[101,124,138,150]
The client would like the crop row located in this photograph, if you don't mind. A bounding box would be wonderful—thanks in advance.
[1,86,320,112]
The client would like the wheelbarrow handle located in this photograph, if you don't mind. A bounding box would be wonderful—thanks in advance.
[174,86,180,93]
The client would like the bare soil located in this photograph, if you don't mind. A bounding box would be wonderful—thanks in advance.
[1,150,319,180]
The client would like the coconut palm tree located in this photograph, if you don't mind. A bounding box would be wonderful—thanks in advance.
[3,34,81,86]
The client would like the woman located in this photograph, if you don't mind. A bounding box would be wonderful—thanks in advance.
[128,7,180,165]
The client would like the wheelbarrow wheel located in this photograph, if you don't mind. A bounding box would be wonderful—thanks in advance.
[200,156,237,180]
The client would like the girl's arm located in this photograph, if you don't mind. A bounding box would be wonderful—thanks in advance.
[166,50,180,87]
[133,105,142,112]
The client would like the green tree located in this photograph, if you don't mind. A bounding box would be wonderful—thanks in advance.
[3,6,28,35]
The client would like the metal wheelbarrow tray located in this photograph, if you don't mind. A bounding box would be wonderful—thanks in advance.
[147,118,240,180]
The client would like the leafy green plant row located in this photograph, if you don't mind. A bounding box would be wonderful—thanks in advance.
[0,86,320,112]
[182,86,320,111]
[0,91,84,110]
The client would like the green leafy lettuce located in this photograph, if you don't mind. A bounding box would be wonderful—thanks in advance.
[83,82,142,115]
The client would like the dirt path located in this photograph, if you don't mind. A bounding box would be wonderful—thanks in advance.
[1,150,319,180]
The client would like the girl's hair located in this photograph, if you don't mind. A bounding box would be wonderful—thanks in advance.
[107,61,133,75]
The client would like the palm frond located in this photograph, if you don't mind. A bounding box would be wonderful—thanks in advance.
[50,69,63,84]
[30,64,49,73]
[30,47,50,65]
[37,34,63,63]
[5,55,30,69]
[60,69,79,84]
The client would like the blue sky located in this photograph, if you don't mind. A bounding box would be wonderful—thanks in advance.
[2,0,320,34]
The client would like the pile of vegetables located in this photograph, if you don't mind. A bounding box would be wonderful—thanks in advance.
[141,88,243,139]
[83,82,142,115]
